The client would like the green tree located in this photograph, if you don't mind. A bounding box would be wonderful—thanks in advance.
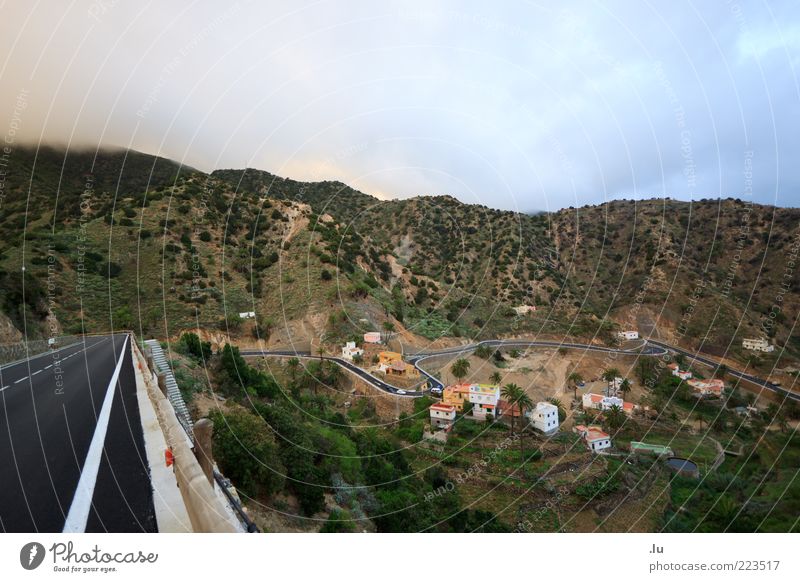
[181,332,211,362]
[546,397,566,423]
[451,358,470,382]
[619,378,632,398]
[320,509,356,533]
[286,357,300,382]
[209,408,285,497]
[381,321,395,343]
[602,368,621,383]
[604,404,626,432]
[490,371,503,385]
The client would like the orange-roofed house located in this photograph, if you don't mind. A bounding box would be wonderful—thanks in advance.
[378,351,403,368]
[574,424,612,453]
[430,403,457,430]
[497,399,522,419]
[668,362,693,380]
[443,384,471,410]
[687,378,725,397]
[385,360,420,379]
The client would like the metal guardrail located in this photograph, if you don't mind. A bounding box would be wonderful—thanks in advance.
[143,339,194,441]
[0,335,81,366]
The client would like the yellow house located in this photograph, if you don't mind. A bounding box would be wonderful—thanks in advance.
[385,361,420,378]
[442,384,471,410]
[378,351,403,367]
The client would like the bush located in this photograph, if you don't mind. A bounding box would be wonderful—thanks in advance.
[209,408,285,496]
[181,332,212,362]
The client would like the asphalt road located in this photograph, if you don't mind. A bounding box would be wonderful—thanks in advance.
[239,350,437,396]
[249,338,789,402]
[0,333,156,532]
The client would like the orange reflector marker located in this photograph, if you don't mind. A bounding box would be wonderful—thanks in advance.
[165,448,174,467]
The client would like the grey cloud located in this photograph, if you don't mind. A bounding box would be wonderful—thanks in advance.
[1,0,798,211]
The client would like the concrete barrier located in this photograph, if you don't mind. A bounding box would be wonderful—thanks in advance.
[131,338,238,533]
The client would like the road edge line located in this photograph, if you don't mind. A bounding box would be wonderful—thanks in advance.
[62,334,129,533]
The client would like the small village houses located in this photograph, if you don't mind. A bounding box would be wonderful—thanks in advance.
[687,378,725,397]
[469,384,501,419]
[528,402,559,434]
[429,403,457,430]
[341,341,364,362]
[574,425,612,453]
[668,362,693,380]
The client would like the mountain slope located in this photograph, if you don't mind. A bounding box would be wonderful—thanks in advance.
[1,146,797,372]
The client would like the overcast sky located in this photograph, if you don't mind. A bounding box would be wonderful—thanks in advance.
[1,0,799,211]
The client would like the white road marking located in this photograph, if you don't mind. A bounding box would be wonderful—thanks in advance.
[62,335,130,533]
[31,370,42,376]
[44,365,53,369]
[14,377,28,384]
[0,386,9,392]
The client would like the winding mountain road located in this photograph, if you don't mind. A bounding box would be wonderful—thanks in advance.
[244,338,794,401]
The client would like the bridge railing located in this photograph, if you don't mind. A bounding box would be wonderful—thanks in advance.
[131,336,241,533]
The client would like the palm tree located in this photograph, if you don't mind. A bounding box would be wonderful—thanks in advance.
[568,371,583,400]
[451,358,470,382]
[323,360,343,389]
[501,383,522,434]
[546,396,563,409]
[602,368,620,383]
[546,397,565,424]
[316,344,327,362]
[287,357,300,382]
[514,391,534,462]
[605,404,626,432]
[619,378,632,398]
[490,371,503,385]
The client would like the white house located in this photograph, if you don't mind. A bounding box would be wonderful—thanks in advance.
[238,311,256,319]
[468,384,501,419]
[528,402,559,434]
[687,378,725,397]
[617,330,639,341]
[363,332,382,344]
[574,425,612,453]
[341,341,364,362]
[668,363,693,380]
[582,393,624,411]
[429,403,457,430]
[742,338,775,353]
